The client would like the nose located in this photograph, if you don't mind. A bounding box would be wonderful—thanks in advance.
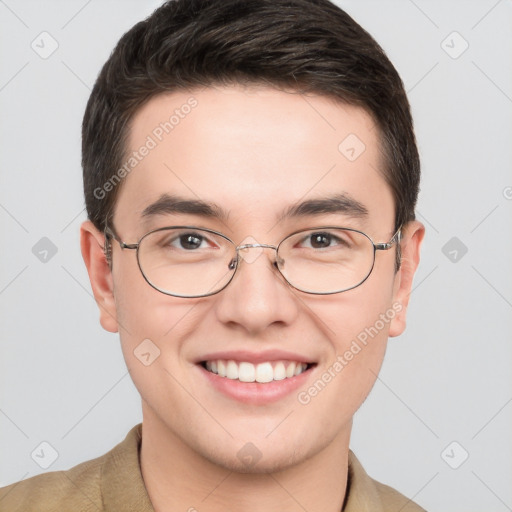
[213,245,300,336]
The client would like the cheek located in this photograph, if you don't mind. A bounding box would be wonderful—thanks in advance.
[111,256,198,369]
[294,298,392,434]
[306,264,397,401]
[316,257,397,351]
[322,291,392,375]
[113,252,177,334]
[112,277,204,417]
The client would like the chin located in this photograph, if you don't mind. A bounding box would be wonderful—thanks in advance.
[204,446,308,475]
[192,428,329,476]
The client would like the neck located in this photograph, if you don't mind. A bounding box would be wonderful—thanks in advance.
[140,406,351,512]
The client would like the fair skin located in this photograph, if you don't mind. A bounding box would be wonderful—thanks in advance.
[81,85,424,512]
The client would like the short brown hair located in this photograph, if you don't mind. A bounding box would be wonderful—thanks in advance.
[82,0,420,239]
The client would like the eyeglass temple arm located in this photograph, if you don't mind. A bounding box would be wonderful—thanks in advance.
[104,225,138,250]
[374,228,402,251]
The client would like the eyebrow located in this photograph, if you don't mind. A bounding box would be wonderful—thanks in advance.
[140,192,368,223]
[141,194,229,222]
[279,193,368,221]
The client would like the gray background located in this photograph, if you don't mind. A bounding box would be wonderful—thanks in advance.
[1,1,511,510]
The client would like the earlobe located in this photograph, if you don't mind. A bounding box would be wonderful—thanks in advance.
[388,220,425,338]
[80,220,119,333]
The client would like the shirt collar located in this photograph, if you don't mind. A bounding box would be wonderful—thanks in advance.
[102,424,155,512]
[343,451,385,511]
[101,423,387,512]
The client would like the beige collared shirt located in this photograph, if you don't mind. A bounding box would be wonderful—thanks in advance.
[0,424,426,511]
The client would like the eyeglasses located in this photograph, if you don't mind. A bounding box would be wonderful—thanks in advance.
[104,225,401,298]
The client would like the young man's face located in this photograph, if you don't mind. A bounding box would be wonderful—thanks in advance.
[82,85,423,473]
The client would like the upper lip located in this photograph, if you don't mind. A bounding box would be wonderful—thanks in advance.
[196,349,315,365]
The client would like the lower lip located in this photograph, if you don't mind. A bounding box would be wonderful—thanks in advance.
[198,364,314,405]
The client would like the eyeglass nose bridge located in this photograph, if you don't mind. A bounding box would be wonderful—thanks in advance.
[237,242,277,251]
[234,241,284,267]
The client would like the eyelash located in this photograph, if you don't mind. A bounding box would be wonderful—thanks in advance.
[158,230,353,252]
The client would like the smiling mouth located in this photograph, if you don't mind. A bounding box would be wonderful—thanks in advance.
[201,360,315,383]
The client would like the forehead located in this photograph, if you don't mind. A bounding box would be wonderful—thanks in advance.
[115,84,394,235]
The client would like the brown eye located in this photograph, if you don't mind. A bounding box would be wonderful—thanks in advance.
[298,231,349,250]
[310,233,331,248]
[178,233,204,250]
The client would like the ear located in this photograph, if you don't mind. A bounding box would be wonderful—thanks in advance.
[388,220,425,338]
[80,220,119,333]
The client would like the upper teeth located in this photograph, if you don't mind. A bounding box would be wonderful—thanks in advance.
[205,360,308,383]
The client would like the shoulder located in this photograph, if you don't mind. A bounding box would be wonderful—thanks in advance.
[371,479,427,512]
[0,424,147,512]
[0,450,105,512]
[345,450,427,512]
